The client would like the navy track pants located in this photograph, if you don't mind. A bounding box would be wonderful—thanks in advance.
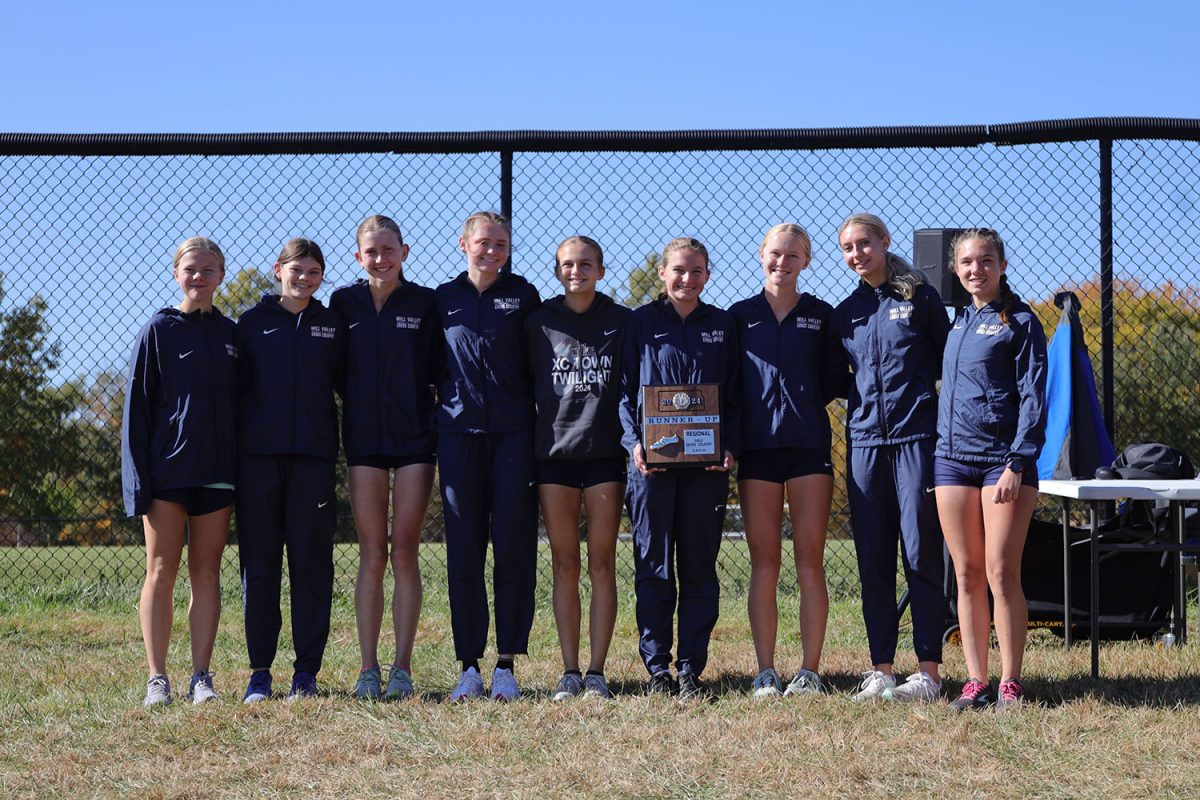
[626,467,728,677]
[847,438,947,665]
[236,455,336,675]
[438,431,538,660]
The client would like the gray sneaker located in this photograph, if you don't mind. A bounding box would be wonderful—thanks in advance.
[143,674,172,708]
[385,666,415,701]
[490,667,520,702]
[581,673,613,700]
[355,666,383,700]
[187,671,218,705]
[450,667,485,702]
[784,668,828,697]
[752,668,783,699]
[552,672,584,701]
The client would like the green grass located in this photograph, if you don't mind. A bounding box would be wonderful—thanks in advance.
[2,544,1200,798]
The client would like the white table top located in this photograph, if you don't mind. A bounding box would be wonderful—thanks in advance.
[1039,478,1200,501]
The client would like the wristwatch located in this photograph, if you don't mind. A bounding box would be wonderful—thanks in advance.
[1006,458,1025,474]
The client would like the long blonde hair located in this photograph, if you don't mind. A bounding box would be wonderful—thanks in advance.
[838,213,924,301]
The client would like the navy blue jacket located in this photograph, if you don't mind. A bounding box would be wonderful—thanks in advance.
[618,298,741,459]
[436,271,540,434]
[121,307,238,516]
[235,295,344,460]
[935,299,1048,466]
[330,279,440,460]
[830,282,951,446]
[730,291,845,452]
[526,293,630,461]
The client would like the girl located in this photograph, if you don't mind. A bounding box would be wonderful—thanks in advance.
[619,237,739,701]
[437,211,540,702]
[235,238,344,702]
[525,236,629,700]
[121,236,237,707]
[331,216,439,701]
[730,224,844,698]
[830,213,951,702]
[935,228,1046,711]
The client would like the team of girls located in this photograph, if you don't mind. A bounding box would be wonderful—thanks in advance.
[121,215,1045,707]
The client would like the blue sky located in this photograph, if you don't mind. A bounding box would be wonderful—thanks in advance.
[2,0,1196,132]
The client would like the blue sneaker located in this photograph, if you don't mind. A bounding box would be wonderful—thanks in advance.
[287,672,318,702]
[242,670,272,704]
[355,666,383,700]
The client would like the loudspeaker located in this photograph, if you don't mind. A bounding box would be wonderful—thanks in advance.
[913,228,970,308]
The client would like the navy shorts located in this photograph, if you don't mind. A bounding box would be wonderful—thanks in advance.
[737,447,834,483]
[535,457,627,488]
[154,486,234,516]
[347,452,436,470]
[933,457,1039,489]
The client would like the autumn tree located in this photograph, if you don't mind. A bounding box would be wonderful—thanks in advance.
[623,251,662,308]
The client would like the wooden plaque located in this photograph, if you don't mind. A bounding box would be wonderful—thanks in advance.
[641,383,722,468]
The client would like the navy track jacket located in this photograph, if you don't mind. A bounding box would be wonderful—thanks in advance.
[436,271,540,434]
[830,282,951,446]
[330,279,440,460]
[730,291,846,452]
[935,299,1048,466]
[121,307,238,517]
[235,295,344,460]
[526,293,630,460]
[618,298,741,459]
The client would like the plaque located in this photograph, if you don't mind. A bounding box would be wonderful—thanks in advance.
[641,383,722,467]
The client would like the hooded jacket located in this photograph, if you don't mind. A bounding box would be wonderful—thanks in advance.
[525,293,630,460]
[121,306,238,516]
[618,297,741,459]
[330,279,440,460]
[935,298,1048,466]
[235,294,344,460]
[436,271,540,434]
[730,291,845,452]
[830,281,951,446]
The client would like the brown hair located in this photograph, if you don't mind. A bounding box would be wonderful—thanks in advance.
[760,223,812,263]
[950,227,1016,324]
[276,237,325,272]
[462,210,511,239]
[172,236,225,273]
[555,235,604,275]
[356,215,404,247]
[837,212,924,301]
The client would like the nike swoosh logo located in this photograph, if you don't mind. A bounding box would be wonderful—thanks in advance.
[851,316,868,323]
[448,309,462,316]
[348,322,360,329]
[262,328,278,335]
[654,332,668,339]
[604,328,618,336]
[178,351,193,359]
[747,321,762,328]
[925,487,936,494]
[317,500,329,508]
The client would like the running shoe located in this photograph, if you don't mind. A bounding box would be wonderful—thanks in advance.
[188,671,218,705]
[752,668,783,699]
[143,674,172,708]
[552,672,584,702]
[450,666,485,702]
[852,669,896,702]
[883,671,942,702]
[491,667,520,702]
[647,670,678,696]
[287,672,318,702]
[385,666,415,701]
[950,678,994,711]
[677,670,704,702]
[354,666,383,701]
[242,670,272,704]
[784,668,828,697]
[582,673,613,700]
[996,679,1025,711]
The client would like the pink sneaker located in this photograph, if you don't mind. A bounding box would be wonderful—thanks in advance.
[996,679,1025,711]
[950,678,994,711]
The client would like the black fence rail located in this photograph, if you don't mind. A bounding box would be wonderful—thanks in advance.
[2,118,1199,596]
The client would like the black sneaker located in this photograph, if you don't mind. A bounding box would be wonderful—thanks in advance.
[677,671,704,702]
[647,671,678,696]
[950,678,995,711]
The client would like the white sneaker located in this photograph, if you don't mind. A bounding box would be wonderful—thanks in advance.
[852,670,896,702]
[143,674,172,708]
[751,668,783,699]
[450,667,485,702]
[491,667,520,702]
[883,671,942,703]
[188,671,219,705]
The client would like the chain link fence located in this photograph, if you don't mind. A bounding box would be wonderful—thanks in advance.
[2,120,1199,599]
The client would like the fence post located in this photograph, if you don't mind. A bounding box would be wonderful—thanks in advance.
[501,149,513,272]
[1099,138,1114,440]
